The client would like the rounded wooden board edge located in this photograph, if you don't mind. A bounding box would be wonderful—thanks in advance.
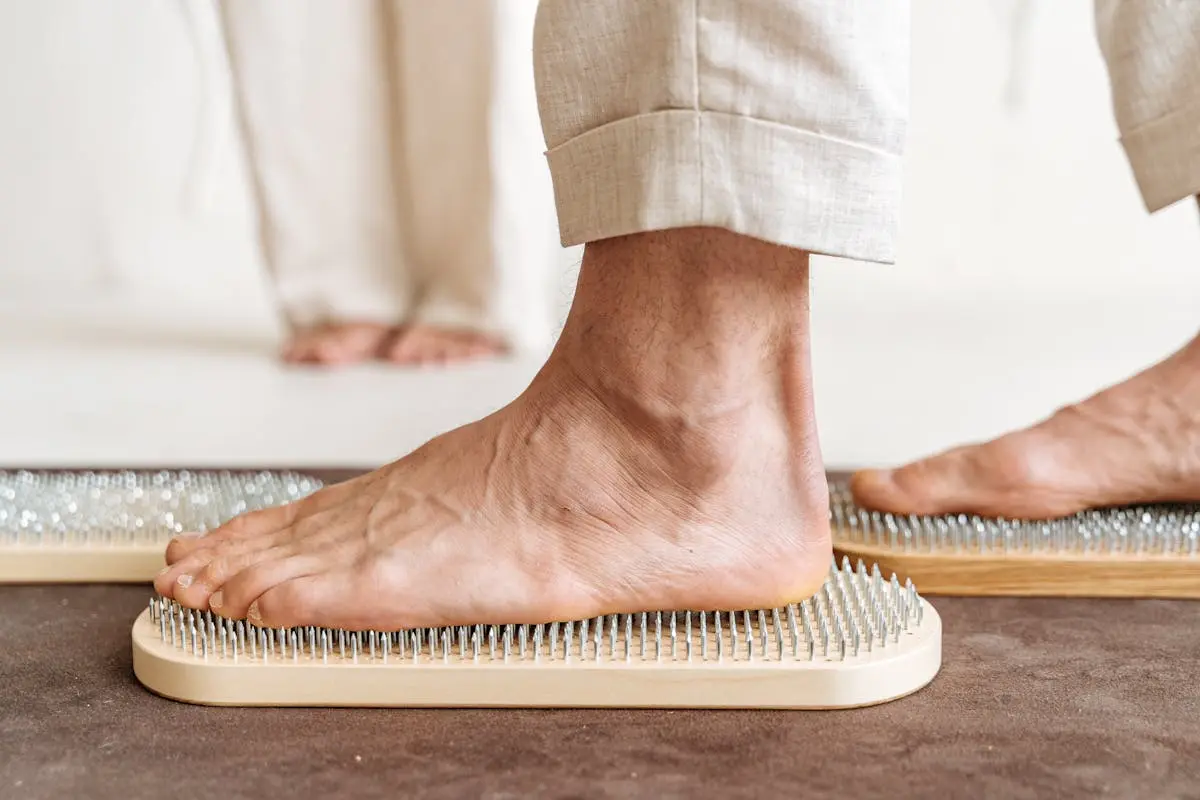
[0,544,164,584]
[131,605,942,710]
[833,538,1200,598]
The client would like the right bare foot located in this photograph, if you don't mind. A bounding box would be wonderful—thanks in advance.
[157,229,832,630]
[281,322,392,366]
[850,331,1200,519]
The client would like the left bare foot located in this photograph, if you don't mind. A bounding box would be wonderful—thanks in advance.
[385,324,506,366]
[153,228,832,631]
[282,322,392,366]
[851,331,1200,518]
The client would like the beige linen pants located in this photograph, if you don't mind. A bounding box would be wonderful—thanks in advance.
[1095,0,1200,214]
[220,0,556,351]
[533,0,1199,264]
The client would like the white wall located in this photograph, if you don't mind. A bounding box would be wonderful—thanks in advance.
[0,0,1197,468]
[809,0,1200,465]
[0,0,267,297]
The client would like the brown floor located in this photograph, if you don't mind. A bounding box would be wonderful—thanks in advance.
[2,470,1199,798]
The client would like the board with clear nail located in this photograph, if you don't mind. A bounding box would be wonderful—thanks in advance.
[829,480,1200,598]
[0,470,323,583]
[130,561,942,709]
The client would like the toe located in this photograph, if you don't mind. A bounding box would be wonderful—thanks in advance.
[250,571,360,629]
[441,341,475,364]
[213,553,328,621]
[385,331,418,364]
[848,468,902,511]
[281,333,314,362]
[173,541,294,610]
[313,339,353,365]
[850,448,977,516]
[289,324,390,366]
[163,478,361,564]
[467,340,499,358]
[156,531,273,600]
[157,543,223,596]
[154,558,202,600]
[283,334,325,364]
[164,503,298,564]
[425,343,452,365]
[850,434,1083,518]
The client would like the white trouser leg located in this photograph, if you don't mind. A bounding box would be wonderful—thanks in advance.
[1095,0,1200,213]
[532,0,910,264]
[392,0,556,352]
[220,0,411,328]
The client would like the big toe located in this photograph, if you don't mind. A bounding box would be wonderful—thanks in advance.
[850,448,981,516]
[850,431,1090,518]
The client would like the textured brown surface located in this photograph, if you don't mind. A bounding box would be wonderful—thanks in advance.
[2,469,1199,797]
[1,586,1197,800]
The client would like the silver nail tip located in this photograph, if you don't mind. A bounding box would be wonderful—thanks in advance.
[827,478,1200,558]
[1,469,323,548]
[143,562,929,667]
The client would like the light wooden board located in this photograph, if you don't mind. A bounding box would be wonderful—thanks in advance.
[131,606,943,709]
[834,539,1200,598]
[0,544,164,584]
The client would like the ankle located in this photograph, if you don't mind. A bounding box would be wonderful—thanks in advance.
[533,228,824,504]
[554,228,814,418]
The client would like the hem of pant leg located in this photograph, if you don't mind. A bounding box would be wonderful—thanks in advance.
[544,109,903,264]
[1120,98,1200,214]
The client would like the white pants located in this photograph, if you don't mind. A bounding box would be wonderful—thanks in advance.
[533,0,1200,263]
[220,0,557,351]
[1095,0,1200,214]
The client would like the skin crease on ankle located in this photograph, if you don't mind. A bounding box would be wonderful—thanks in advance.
[156,228,833,630]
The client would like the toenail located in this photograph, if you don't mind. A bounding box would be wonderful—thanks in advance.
[861,468,893,485]
[176,574,193,589]
[247,601,262,626]
[157,566,170,576]
[210,591,224,611]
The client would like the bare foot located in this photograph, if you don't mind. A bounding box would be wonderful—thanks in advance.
[155,228,832,630]
[385,324,507,366]
[851,332,1200,519]
[282,322,392,366]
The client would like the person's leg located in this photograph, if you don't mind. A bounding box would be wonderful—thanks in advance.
[220,1,410,365]
[158,0,909,629]
[852,1,1200,518]
[385,0,555,366]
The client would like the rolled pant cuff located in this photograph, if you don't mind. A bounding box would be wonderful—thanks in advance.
[1121,97,1200,213]
[545,109,903,264]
